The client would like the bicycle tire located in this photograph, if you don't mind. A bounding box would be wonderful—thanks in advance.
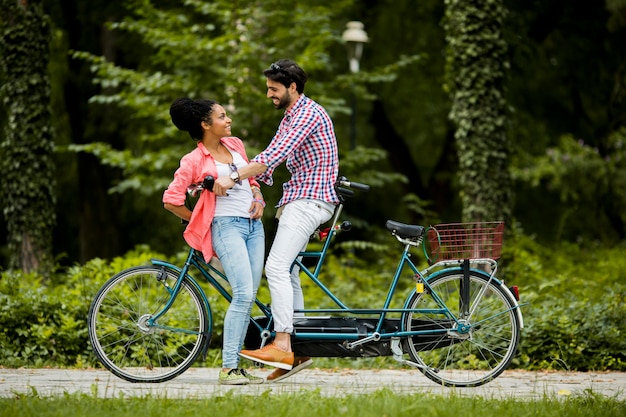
[88,265,211,383]
[402,268,521,387]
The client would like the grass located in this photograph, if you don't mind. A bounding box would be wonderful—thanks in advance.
[1,389,624,417]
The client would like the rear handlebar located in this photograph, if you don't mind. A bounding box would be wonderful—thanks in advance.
[187,175,215,197]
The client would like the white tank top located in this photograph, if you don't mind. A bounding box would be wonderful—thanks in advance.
[214,151,253,218]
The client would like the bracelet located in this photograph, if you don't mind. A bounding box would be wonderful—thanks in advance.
[253,198,266,208]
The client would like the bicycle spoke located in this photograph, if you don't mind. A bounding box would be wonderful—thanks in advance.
[403,269,520,386]
[88,266,209,383]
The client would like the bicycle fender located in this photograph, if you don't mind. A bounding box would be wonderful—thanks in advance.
[467,268,525,329]
[149,259,214,333]
[465,268,525,329]
[417,267,524,329]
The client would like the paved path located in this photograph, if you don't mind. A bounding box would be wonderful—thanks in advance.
[1,368,625,400]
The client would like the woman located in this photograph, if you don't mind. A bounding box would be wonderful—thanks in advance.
[163,98,266,385]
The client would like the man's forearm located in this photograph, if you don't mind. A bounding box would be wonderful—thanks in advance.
[212,161,268,196]
[237,161,267,180]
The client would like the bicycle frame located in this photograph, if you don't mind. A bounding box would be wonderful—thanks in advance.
[88,170,523,387]
[88,175,525,387]
[147,199,524,353]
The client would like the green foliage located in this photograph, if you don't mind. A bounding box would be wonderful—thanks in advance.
[0,0,56,272]
[65,0,419,210]
[67,0,354,198]
[511,132,626,241]
[503,1,626,243]
[2,233,625,371]
[2,0,624,269]
[0,246,164,367]
[0,271,91,367]
[338,146,407,188]
[443,0,511,222]
[500,228,626,371]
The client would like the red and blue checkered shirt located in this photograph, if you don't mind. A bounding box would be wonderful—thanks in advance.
[253,94,340,207]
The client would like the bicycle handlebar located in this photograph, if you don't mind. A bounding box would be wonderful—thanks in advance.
[336,176,370,192]
[187,175,215,197]
[202,176,215,191]
[188,175,369,199]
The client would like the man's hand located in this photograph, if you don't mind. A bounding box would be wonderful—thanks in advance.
[213,176,235,196]
[212,162,268,196]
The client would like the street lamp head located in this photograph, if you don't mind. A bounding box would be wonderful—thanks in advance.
[342,21,368,73]
[342,21,369,44]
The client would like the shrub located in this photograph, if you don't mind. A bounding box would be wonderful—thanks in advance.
[0,237,624,371]
[500,227,626,371]
[0,246,164,367]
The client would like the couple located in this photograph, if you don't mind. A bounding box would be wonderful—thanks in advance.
[163,60,340,385]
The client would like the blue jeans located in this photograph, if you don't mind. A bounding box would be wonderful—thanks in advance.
[211,217,265,369]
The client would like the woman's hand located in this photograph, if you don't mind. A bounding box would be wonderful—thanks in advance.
[249,201,265,219]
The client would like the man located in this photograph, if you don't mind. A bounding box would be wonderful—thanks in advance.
[213,59,340,381]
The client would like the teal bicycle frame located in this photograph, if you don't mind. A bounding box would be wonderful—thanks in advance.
[88,177,525,387]
[146,198,524,356]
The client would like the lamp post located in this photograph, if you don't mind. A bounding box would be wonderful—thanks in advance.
[341,21,368,149]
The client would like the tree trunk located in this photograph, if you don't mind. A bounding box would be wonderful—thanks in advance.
[0,0,56,273]
[58,2,124,262]
[444,0,511,223]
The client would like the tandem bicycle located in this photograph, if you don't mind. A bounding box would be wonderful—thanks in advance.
[88,176,524,387]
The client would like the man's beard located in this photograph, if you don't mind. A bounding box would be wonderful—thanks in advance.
[274,92,291,109]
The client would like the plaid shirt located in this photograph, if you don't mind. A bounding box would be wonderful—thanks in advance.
[253,94,340,207]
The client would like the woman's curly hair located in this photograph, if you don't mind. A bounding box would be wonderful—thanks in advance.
[169,97,217,140]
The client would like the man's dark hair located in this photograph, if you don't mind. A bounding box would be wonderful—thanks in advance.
[263,59,307,94]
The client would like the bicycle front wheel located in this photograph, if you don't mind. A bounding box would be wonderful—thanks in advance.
[402,269,521,387]
[88,266,211,383]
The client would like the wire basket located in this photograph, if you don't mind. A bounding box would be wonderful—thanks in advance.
[426,222,505,263]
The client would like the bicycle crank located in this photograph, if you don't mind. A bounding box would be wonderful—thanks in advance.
[390,338,439,372]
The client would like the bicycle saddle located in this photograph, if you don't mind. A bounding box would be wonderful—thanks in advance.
[385,220,424,239]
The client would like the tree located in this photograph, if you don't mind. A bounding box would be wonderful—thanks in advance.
[66,0,415,249]
[443,0,511,222]
[0,0,56,273]
[68,0,362,196]
[504,0,626,241]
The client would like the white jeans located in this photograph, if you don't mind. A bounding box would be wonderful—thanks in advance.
[265,199,334,333]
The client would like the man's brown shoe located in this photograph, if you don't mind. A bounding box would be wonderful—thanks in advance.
[239,343,294,370]
[266,356,312,383]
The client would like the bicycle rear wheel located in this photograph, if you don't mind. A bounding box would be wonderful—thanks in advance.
[88,266,211,383]
[402,269,521,387]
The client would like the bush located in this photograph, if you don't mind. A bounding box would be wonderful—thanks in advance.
[500,226,626,371]
[0,272,88,367]
[0,237,624,371]
[0,246,164,367]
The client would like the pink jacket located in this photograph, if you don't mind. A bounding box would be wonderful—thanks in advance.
[162,137,260,260]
